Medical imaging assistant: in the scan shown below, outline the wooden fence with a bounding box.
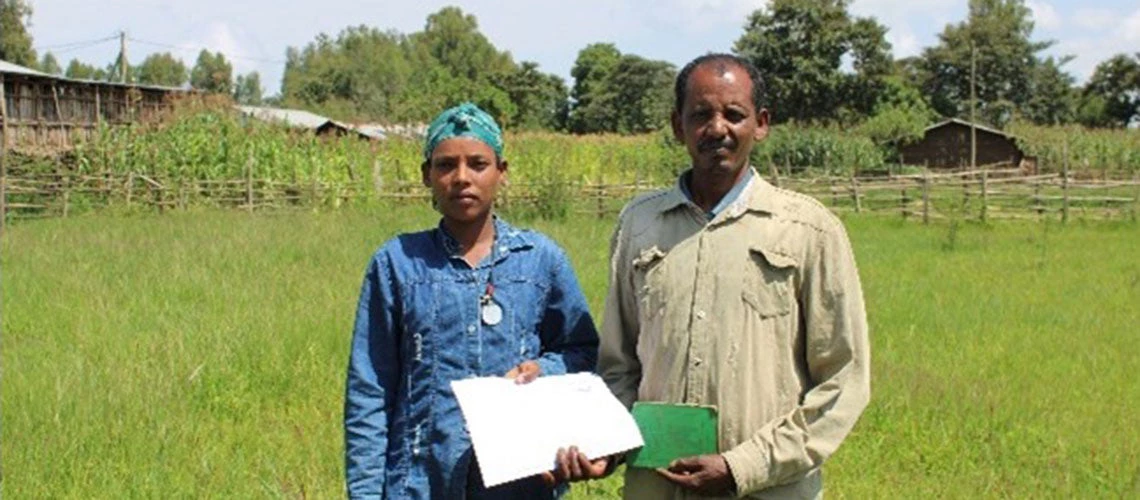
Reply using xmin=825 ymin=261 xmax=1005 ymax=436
xmin=1 ymin=167 xmax=1138 ymax=229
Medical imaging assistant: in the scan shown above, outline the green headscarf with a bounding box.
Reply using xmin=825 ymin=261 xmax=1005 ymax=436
xmin=423 ymin=102 xmax=504 ymax=161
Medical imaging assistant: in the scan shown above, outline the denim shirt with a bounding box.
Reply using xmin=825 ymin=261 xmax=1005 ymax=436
xmin=345 ymin=218 xmax=600 ymax=500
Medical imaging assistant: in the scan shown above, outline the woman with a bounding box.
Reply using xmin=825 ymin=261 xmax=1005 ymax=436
xmin=344 ymin=103 xmax=599 ymax=499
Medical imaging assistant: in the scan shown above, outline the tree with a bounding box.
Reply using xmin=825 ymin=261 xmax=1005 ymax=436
xmin=136 ymin=52 xmax=187 ymax=87
xmin=0 ymin=0 xmax=36 ymax=67
xmin=733 ymin=0 xmax=893 ymax=123
xmin=39 ymin=51 xmax=61 ymax=75
xmin=407 ymin=7 xmax=516 ymax=125
xmin=190 ymin=50 xmax=233 ymax=94
xmin=281 ymin=9 xmax=521 ymax=125
xmin=412 ymin=7 xmax=514 ymax=81
xmin=567 ymin=45 xmax=675 ymax=134
xmin=65 ymin=58 xmax=107 ymax=80
xmin=568 ymin=43 xmax=621 ymax=133
xmin=917 ymin=0 xmax=1055 ymax=127
xmin=495 ymin=61 xmax=569 ymax=131
xmin=857 ymin=76 xmax=937 ymax=160
xmin=283 ymin=26 xmax=418 ymax=120
xmin=233 ymin=71 xmax=263 ymax=105
xmin=1022 ymin=55 xmax=1076 ymax=125
xmin=1081 ymin=53 xmax=1140 ymax=128
xmin=606 ymin=55 xmax=675 ymax=134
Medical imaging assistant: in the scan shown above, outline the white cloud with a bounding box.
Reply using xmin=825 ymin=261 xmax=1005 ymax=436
xmin=1051 ymin=6 xmax=1140 ymax=83
xmin=1120 ymin=8 xmax=1140 ymax=42
xmin=887 ymin=26 xmax=922 ymax=58
xmin=1072 ymin=8 xmax=1115 ymax=30
xmin=1027 ymin=1 xmax=1062 ymax=30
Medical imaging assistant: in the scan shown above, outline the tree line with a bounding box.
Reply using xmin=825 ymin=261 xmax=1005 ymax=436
xmin=2 ymin=0 xmax=1138 ymax=132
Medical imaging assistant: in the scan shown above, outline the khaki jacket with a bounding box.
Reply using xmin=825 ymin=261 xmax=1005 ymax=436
xmin=600 ymin=170 xmax=871 ymax=499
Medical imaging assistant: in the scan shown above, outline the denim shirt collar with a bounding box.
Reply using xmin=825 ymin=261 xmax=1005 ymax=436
xmin=435 ymin=216 xmax=533 ymax=267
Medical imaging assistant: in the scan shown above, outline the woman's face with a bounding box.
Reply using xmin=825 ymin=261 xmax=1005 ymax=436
xmin=422 ymin=137 xmax=507 ymax=224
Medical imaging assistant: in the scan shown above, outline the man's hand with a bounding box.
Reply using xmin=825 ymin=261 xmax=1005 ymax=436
xmin=504 ymin=361 xmax=541 ymax=384
xmin=539 ymin=446 xmax=611 ymax=486
xmin=657 ymin=454 xmax=736 ymax=496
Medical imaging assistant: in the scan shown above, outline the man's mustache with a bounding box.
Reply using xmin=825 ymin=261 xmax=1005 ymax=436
xmin=698 ymin=138 xmax=735 ymax=153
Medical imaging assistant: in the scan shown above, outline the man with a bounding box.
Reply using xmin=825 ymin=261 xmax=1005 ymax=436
xmin=593 ymin=53 xmax=871 ymax=499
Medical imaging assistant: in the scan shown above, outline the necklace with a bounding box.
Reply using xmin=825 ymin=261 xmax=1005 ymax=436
xmin=479 ymin=229 xmax=503 ymax=326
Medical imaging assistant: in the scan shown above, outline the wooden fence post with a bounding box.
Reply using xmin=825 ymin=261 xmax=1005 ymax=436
xmin=829 ymin=177 xmax=838 ymax=207
xmin=959 ymin=164 xmax=970 ymax=210
xmin=0 ymin=72 xmax=7 ymax=238
xmin=922 ymin=170 xmax=930 ymax=224
xmin=1062 ymin=142 xmax=1070 ymax=224
xmin=1131 ymin=172 xmax=1139 ymax=222
xmin=770 ymin=164 xmax=781 ymax=189
xmin=126 ymin=172 xmax=135 ymax=209
xmin=595 ymin=184 xmax=605 ymax=219
xmin=1033 ymin=178 xmax=1043 ymax=219
xmin=154 ymin=177 xmax=165 ymax=215
xmin=980 ymin=168 xmax=988 ymax=222
xmin=372 ymin=158 xmax=383 ymax=198
xmin=900 ymin=185 xmax=909 ymax=220
xmin=61 ymin=170 xmax=71 ymax=218
xmin=850 ymin=173 xmax=861 ymax=213
xmin=245 ymin=154 xmax=254 ymax=214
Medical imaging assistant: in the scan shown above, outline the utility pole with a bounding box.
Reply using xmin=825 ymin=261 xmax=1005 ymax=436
xmin=970 ymin=44 xmax=977 ymax=172
xmin=119 ymin=31 xmax=128 ymax=83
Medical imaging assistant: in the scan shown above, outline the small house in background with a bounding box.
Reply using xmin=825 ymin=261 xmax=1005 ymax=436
xmin=235 ymin=105 xmax=388 ymax=141
xmin=899 ymin=118 xmax=1027 ymax=170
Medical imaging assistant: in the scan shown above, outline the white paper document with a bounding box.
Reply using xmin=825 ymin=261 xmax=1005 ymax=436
xmin=451 ymin=372 xmax=644 ymax=488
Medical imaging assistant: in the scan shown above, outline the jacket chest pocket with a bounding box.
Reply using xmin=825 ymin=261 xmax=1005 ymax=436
xmin=632 ymin=246 xmax=668 ymax=321
xmin=742 ymin=245 xmax=796 ymax=318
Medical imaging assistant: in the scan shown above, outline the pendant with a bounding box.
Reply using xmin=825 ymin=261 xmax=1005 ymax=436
xmin=481 ymin=300 xmax=503 ymax=326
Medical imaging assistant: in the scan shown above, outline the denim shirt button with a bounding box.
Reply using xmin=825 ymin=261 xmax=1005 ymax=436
xmin=467 ymin=324 xmax=476 ymax=334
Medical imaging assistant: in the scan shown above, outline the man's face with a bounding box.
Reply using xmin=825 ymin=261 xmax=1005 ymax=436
xmin=672 ymin=62 xmax=769 ymax=181
xmin=421 ymin=137 xmax=506 ymax=223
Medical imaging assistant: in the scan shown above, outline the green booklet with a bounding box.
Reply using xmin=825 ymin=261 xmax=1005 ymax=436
xmin=627 ymin=402 xmax=718 ymax=469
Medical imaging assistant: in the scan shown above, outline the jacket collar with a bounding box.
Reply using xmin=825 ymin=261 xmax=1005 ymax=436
xmin=657 ymin=166 xmax=783 ymax=220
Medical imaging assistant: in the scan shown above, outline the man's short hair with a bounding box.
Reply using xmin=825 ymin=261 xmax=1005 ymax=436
xmin=674 ymin=53 xmax=766 ymax=113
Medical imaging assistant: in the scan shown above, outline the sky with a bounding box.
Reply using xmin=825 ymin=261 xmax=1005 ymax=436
xmin=25 ymin=0 xmax=1140 ymax=96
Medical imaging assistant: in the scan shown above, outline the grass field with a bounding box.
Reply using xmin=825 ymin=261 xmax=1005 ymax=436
xmin=3 ymin=204 xmax=1139 ymax=498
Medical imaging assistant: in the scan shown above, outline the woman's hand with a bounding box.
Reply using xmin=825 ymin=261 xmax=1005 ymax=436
xmin=504 ymin=360 xmax=541 ymax=384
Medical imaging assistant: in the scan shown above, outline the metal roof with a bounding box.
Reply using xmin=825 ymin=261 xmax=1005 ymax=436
xmin=926 ymin=118 xmax=1013 ymax=139
xmin=236 ymin=105 xmax=333 ymax=130
xmin=0 ymin=59 xmax=49 ymax=77
xmin=237 ymin=105 xmax=389 ymax=140
xmin=1 ymin=58 xmax=187 ymax=92
xmin=346 ymin=123 xmax=388 ymax=140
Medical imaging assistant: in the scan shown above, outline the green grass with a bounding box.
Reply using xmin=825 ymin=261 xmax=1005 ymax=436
xmin=3 ymin=206 xmax=1139 ymax=498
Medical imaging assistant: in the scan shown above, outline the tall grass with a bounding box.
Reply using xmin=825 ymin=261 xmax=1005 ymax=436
xmin=1008 ymin=122 xmax=1140 ymax=177
xmin=3 ymin=207 xmax=1138 ymax=497
xmin=13 ymin=101 xmax=1133 ymax=194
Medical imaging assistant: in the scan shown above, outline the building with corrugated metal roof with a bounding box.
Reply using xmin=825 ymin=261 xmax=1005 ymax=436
xmin=1 ymin=58 xmax=186 ymax=151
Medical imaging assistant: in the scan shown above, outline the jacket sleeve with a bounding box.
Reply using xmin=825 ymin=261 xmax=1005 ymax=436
xmin=344 ymin=253 xmax=402 ymax=500
xmin=535 ymin=245 xmax=600 ymax=376
xmin=598 ymin=215 xmax=642 ymax=409
xmin=721 ymin=220 xmax=871 ymax=496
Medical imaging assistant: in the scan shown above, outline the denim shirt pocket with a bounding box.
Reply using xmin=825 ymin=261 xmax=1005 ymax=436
xmin=496 ymin=274 xmax=548 ymax=361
